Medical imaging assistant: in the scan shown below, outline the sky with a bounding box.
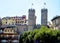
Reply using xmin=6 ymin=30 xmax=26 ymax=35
xmin=0 ymin=0 xmax=60 ymax=24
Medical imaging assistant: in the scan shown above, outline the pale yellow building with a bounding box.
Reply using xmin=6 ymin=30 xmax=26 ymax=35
xmin=0 ymin=25 xmax=19 ymax=43
xmin=1 ymin=16 xmax=27 ymax=34
xmin=2 ymin=18 xmax=7 ymax=25
xmin=2 ymin=15 xmax=26 ymax=25
xmin=2 ymin=17 xmax=15 ymax=25
xmin=3 ymin=28 xmax=15 ymax=33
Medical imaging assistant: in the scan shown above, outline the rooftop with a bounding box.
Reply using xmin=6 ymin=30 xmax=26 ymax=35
xmin=51 ymin=16 xmax=60 ymax=21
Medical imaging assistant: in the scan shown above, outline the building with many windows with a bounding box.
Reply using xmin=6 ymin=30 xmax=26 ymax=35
xmin=2 ymin=17 xmax=15 ymax=25
xmin=1 ymin=15 xmax=27 ymax=34
xmin=2 ymin=15 xmax=26 ymax=25
xmin=0 ymin=25 xmax=19 ymax=43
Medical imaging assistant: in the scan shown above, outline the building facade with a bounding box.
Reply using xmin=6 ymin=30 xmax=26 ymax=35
xmin=2 ymin=15 xmax=26 ymax=25
xmin=1 ymin=15 xmax=27 ymax=34
xmin=0 ymin=25 xmax=19 ymax=43
xmin=2 ymin=17 xmax=15 ymax=25
xmin=51 ymin=16 xmax=60 ymax=29
xmin=41 ymin=8 xmax=48 ymax=26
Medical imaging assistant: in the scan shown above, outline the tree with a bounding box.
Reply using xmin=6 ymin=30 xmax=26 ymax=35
xmin=19 ymin=26 xmax=60 ymax=43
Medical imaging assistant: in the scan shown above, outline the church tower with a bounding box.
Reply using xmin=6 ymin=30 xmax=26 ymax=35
xmin=41 ymin=3 xmax=48 ymax=26
xmin=0 ymin=18 xmax=2 ymax=29
xmin=28 ymin=4 xmax=36 ymax=30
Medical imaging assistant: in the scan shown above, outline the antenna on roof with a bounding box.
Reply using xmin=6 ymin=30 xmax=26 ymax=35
xmin=32 ymin=3 xmax=34 ymax=6
xmin=31 ymin=3 xmax=34 ymax=9
xmin=44 ymin=2 xmax=46 ymax=5
xmin=43 ymin=2 xmax=46 ymax=8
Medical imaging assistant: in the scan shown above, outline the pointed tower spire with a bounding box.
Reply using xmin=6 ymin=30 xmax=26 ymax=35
xmin=41 ymin=1 xmax=48 ymax=26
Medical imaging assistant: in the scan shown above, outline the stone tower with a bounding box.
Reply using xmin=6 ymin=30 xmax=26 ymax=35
xmin=0 ymin=18 xmax=2 ymax=29
xmin=28 ymin=8 xmax=36 ymax=30
xmin=41 ymin=8 xmax=48 ymax=26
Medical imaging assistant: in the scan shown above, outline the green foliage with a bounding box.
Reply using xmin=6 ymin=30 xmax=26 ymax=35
xmin=19 ymin=26 xmax=60 ymax=43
